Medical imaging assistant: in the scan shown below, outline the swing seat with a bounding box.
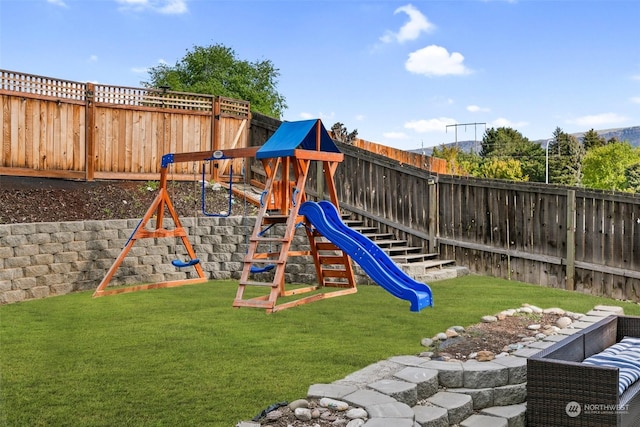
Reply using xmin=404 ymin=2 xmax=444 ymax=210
xmin=250 ymin=264 xmax=275 ymax=274
xmin=171 ymin=258 xmax=200 ymax=268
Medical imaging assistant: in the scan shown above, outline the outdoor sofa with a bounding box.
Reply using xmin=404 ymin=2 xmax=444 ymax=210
xmin=527 ymin=315 xmax=640 ymax=427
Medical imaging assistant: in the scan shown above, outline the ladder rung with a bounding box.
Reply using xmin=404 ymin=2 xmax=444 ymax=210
xmin=262 ymin=215 xmax=289 ymax=223
xmin=250 ymin=237 xmax=288 ymax=243
xmin=319 ymin=256 xmax=347 ymax=264
xmin=245 ymin=259 xmax=283 ymax=264
xmin=320 ymin=269 xmax=349 ymax=278
xmin=315 ymin=242 xmax=340 ymax=250
xmin=239 ymin=280 xmax=278 ymax=287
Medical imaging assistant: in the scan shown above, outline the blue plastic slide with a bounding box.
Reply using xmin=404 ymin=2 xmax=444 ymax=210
xmin=299 ymin=201 xmax=433 ymax=312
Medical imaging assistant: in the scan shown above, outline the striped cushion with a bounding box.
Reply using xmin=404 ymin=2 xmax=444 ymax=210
xmin=583 ymin=336 xmax=640 ymax=395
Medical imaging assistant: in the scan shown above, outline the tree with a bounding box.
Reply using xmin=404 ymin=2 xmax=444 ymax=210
xmin=582 ymin=128 xmax=606 ymax=151
xmin=624 ymin=163 xmax=640 ymax=193
xmin=431 ymin=144 xmax=475 ymax=175
xmin=480 ymin=127 xmax=545 ymax=182
xmin=143 ymin=43 xmax=287 ymax=118
xmin=476 ymin=158 xmax=528 ymax=181
xmin=330 ymin=122 xmax=358 ymax=144
xmin=548 ymin=127 xmax=585 ymax=186
xmin=582 ymin=142 xmax=640 ymax=191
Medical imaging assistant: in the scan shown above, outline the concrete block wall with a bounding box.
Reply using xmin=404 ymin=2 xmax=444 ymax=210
xmin=0 ymin=216 xmax=362 ymax=304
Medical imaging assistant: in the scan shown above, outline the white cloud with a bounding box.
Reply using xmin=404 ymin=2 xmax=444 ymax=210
xmin=116 ymin=0 xmax=188 ymax=14
xmin=355 ymin=114 xmax=366 ymax=121
xmin=405 ymin=45 xmax=472 ymax=77
xmin=567 ymin=113 xmax=628 ymax=128
xmin=88 ymin=55 xmax=98 ymax=63
xmin=383 ymin=131 xmax=409 ymax=139
xmin=131 ymin=58 xmax=167 ymax=75
xmin=404 ymin=117 xmax=457 ymax=133
xmin=631 ymin=96 xmax=640 ymax=104
xmin=491 ymin=117 xmax=528 ymax=128
xmin=47 ymin=0 xmax=68 ymax=7
xmin=631 ymin=74 xmax=640 ymax=81
xmin=467 ymin=104 xmax=490 ymax=113
xmin=380 ymin=4 xmax=435 ymax=44
xmin=299 ymin=112 xmax=314 ymax=120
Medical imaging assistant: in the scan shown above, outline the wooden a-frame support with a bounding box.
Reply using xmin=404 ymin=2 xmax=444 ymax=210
xmin=93 ymin=147 xmax=259 ymax=298
xmin=92 ymin=167 xmax=206 ymax=297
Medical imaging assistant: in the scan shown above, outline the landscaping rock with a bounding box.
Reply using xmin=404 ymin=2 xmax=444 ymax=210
xmin=294 ymin=407 xmax=312 ymax=421
xmin=319 ymin=397 xmax=349 ymax=411
xmin=476 ymin=350 xmax=495 ymax=361
xmin=421 ymin=338 xmax=434 ymax=347
xmin=556 ymin=316 xmax=572 ymax=328
xmin=289 ymin=399 xmax=309 ymax=410
xmin=346 ymin=407 xmax=368 ymax=419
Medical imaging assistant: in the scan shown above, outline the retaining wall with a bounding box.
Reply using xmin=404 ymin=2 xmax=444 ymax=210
xmin=0 ymin=216 xmax=371 ymax=304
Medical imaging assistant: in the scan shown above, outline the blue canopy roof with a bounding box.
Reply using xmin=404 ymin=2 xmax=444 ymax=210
xmin=256 ymin=119 xmax=340 ymax=159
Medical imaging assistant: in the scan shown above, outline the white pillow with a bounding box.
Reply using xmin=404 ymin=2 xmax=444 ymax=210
xmin=583 ymin=336 xmax=640 ymax=396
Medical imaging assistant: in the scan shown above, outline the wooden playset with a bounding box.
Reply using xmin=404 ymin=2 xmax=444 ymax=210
xmin=93 ymin=119 xmax=358 ymax=312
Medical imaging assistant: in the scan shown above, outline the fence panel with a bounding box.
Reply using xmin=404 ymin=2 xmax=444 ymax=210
xmin=333 ymin=144 xmax=433 ymax=249
xmin=1 ymin=94 xmax=86 ymax=175
xmin=574 ymin=191 xmax=640 ymax=300
xmin=0 ymin=70 xmax=249 ymax=181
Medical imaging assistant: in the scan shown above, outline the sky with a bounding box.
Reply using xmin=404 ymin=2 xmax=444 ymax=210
xmin=1 ymin=0 xmax=639 ymax=151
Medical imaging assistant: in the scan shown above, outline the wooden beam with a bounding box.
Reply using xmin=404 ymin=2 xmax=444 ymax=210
xmin=292 ymin=149 xmax=343 ymax=162
xmin=85 ymin=82 xmax=95 ymax=181
xmin=0 ymin=167 xmax=85 ymax=180
xmin=217 ymin=118 xmax=248 ymax=178
xmin=168 ymin=146 xmax=259 ymax=165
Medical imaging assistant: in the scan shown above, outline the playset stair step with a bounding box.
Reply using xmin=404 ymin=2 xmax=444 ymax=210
xmin=238 ymin=280 xmax=278 ymax=287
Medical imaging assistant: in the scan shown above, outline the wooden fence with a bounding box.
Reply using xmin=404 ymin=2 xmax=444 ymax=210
xmin=351 ymin=138 xmax=448 ymax=174
xmin=0 ymin=69 xmax=250 ymax=181
xmin=246 ymin=115 xmax=640 ymax=302
xmin=3 ymin=71 xmax=638 ymax=302
xmin=349 ymin=150 xmax=640 ymax=300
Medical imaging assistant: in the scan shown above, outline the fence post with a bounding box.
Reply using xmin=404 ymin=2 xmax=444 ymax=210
xmin=428 ymin=177 xmax=438 ymax=252
xmin=566 ymin=189 xmax=576 ymax=291
xmin=85 ymin=83 xmax=95 ymax=181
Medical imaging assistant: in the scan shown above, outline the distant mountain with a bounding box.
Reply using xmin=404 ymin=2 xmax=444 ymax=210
xmin=571 ymin=126 xmax=640 ymax=146
xmin=412 ymin=126 xmax=640 ymax=155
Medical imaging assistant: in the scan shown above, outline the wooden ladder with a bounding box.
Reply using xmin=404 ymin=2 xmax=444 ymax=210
xmin=232 ymin=157 xmax=357 ymax=312
xmin=233 ymin=156 xmax=306 ymax=311
xmin=306 ymin=226 xmax=354 ymax=289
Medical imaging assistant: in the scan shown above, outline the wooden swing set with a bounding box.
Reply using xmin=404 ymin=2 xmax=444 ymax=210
xmin=93 ymin=119 xmax=357 ymax=312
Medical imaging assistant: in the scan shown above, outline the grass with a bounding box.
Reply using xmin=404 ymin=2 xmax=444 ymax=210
xmin=1 ymin=276 xmax=639 ymax=426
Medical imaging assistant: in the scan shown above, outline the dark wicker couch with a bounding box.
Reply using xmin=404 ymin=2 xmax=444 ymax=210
xmin=527 ymin=315 xmax=640 ymax=427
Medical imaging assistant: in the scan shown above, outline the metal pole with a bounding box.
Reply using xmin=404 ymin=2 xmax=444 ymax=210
xmin=545 ymin=139 xmax=551 ymax=184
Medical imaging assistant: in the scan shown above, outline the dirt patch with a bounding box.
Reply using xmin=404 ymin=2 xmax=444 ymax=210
xmin=0 ymin=176 xmax=251 ymax=224
xmin=432 ymin=312 xmax=562 ymax=360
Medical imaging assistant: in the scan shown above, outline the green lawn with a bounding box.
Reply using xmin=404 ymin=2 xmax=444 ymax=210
xmin=1 ymin=276 xmax=639 ymax=426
